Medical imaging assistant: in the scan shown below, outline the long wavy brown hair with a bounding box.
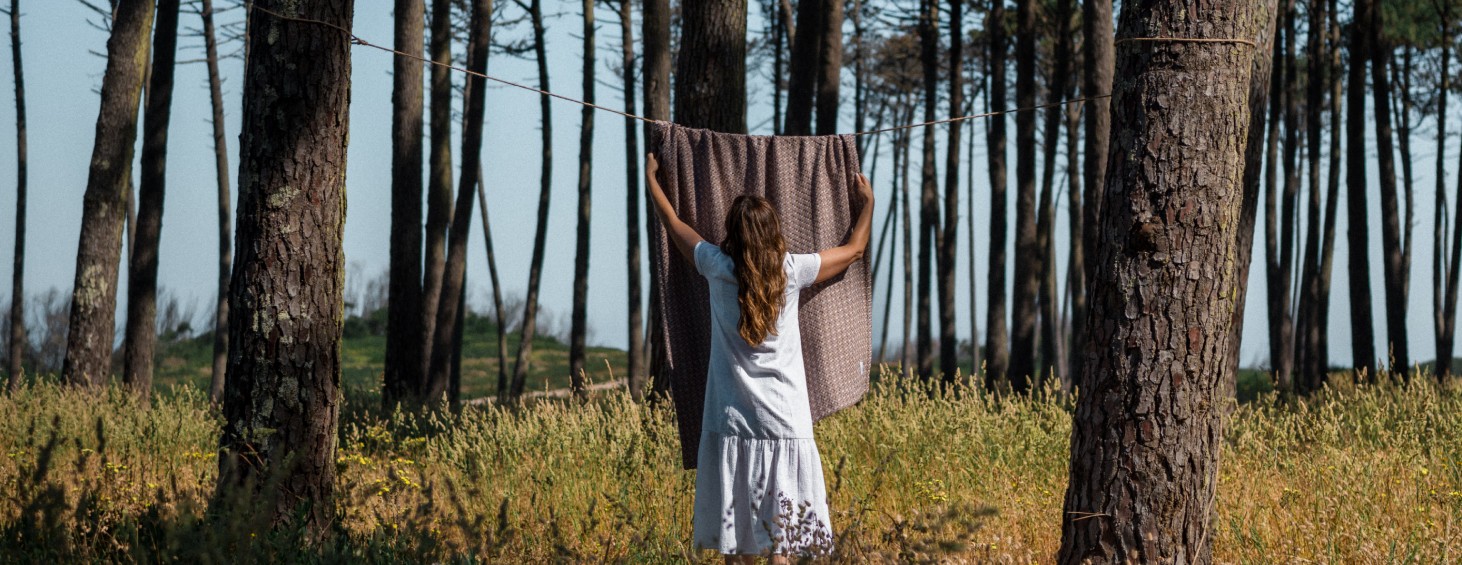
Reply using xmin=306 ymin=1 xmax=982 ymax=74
xmin=722 ymin=195 xmax=788 ymax=346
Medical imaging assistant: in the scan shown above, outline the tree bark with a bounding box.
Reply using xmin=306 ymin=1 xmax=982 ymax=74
xmin=621 ymin=0 xmax=645 ymax=399
xmin=938 ymin=0 xmax=961 ymax=382
xmin=428 ymin=0 xmax=491 ymax=403
xmin=1294 ymin=0 xmax=1325 ymax=388
xmin=62 ymin=0 xmax=153 ymax=388
xmin=568 ymin=0 xmax=594 ymax=395
xmin=7 ymin=0 xmax=27 ymax=391
xmin=784 ymin=0 xmax=820 ymax=136
xmin=1368 ymin=4 xmax=1408 ymax=372
xmin=200 ymin=0 xmax=231 ymax=403
xmin=122 ymin=0 xmax=180 ymax=399
xmin=1311 ymin=0 xmax=1341 ymax=390
xmin=214 ymin=0 xmax=353 ymax=535
xmin=673 ymin=0 xmax=746 ymax=134
xmin=1344 ymin=0 xmax=1377 ymax=375
xmin=384 ymin=0 xmax=426 ymax=408
xmin=900 ymin=103 xmax=915 ymax=377
xmin=814 ymin=0 xmax=842 ymax=135
xmin=1081 ymin=0 xmax=1112 ymax=290
xmin=508 ymin=0 xmax=554 ymax=397
xmin=642 ymin=0 xmax=671 ymax=400
xmin=420 ymin=0 xmax=454 ymax=383
xmin=1058 ymin=0 xmax=1262 ymax=558
xmin=1262 ymin=2 xmax=1294 ymax=390
xmin=1009 ymin=0 xmax=1038 ymax=392
xmin=984 ymin=0 xmax=1010 ymax=387
xmin=916 ymin=0 xmax=939 ymax=379
xmin=1037 ymin=0 xmax=1075 ymax=386
xmin=1436 ymin=3 xmax=1456 ymax=378
xmin=473 ymin=167 xmax=508 ymax=400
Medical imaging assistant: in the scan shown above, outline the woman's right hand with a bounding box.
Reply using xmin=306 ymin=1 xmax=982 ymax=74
xmin=853 ymin=173 xmax=873 ymax=209
xmin=646 ymin=152 xmax=660 ymax=180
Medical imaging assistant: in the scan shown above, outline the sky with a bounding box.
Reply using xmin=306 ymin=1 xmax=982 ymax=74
xmin=0 ymin=2 xmax=1458 ymax=371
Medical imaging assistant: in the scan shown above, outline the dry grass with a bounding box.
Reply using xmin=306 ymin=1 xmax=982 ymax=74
xmin=1 ymin=368 xmax=1459 ymax=563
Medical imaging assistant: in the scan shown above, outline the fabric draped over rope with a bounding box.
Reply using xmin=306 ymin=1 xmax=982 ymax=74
xmin=649 ymin=122 xmax=873 ymax=470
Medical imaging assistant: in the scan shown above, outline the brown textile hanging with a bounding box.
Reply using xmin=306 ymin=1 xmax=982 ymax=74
xmin=649 ymin=122 xmax=872 ymax=470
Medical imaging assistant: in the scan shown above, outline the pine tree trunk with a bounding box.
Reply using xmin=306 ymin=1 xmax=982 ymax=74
xmin=1081 ymin=0 xmax=1112 ymax=291
xmin=1436 ymin=5 xmax=1455 ymax=379
xmin=1009 ymin=0 xmax=1038 ymax=391
xmin=1311 ymin=0 xmax=1341 ymax=389
xmin=1064 ymin=94 xmax=1083 ymax=388
xmin=642 ymin=0 xmax=671 ymax=400
xmin=509 ymin=0 xmax=553 ymax=397
xmin=1263 ymin=3 xmax=1295 ymax=390
xmin=7 ymin=0 xmax=28 ymax=391
xmin=473 ymin=167 xmax=508 ymax=400
xmin=200 ymin=0 xmax=231 ymax=403
xmin=968 ymin=72 xmax=982 ymax=375
xmin=900 ymin=104 xmax=915 ymax=377
xmin=1037 ymin=0 xmax=1074 ymax=386
xmin=814 ymin=0 xmax=841 ymax=135
xmin=784 ymin=0 xmax=819 ymax=136
xmin=568 ymin=0 xmax=594 ymax=395
xmin=214 ymin=0 xmax=353 ymax=535
xmin=984 ymin=0 xmax=1010 ymax=387
xmin=1058 ymin=0 xmax=1263 ymax=558
xmin=420 ymin=0 xmax=454 ymax=383
xmin=1368 ymin=11 xmax=1408 ymax=372
xmin=384 ymin=0 xmax=426 ymax=407
xmin=1294 ymin=0 xmax=1325 ymax=388
xmin=772 ymin=0 xmax=785 ymax=135
xmin=427 ymin=0 xmax=491 ymax=403
xmin=1344 ymin=0 xmax=1377 ymax=375
xmin=122 ymin=0 xmax=180 ymax=399
xmin=674 ymin=0 xmax=746 ymax=134
xmin=916 ymin=0 xmax=940 ymax=379
xmin=62 ymin=0 xmax=153 ymax=388
xmin=621 ymin=0 xmax=645 ymax=400
xmin=938 ymin=0 xmax=961 ymax=382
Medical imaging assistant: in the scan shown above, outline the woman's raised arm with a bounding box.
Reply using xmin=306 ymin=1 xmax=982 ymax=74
xmin=814 ymin=173 xmax=874 ymax=284
xmin=645 ymin=153 xmax=704 ymax=262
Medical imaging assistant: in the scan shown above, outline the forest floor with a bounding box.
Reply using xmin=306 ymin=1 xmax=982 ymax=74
xmin=2 ymin=362 xmax=1459 ymax=563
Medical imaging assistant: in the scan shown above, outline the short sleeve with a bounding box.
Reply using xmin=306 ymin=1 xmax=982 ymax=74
xmin=787 ymin=252 xmax=823 ymax=289
xmin=694 ymin=241 xmax=723 ymax=277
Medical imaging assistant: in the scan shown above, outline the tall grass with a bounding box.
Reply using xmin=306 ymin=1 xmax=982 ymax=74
xmin=1 ymin=369 xmax=1458 ymax=562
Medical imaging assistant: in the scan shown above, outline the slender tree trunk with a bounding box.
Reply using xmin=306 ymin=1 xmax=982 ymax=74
xmin=200 ymin=0 xmax=231 ymax=403
xmin=916 ymin=0 xmax=940 ymax=379
xmin=62 ymin=0 xmax=153 ymax=387
xmin=122 ymin=0 xmax=180 ymax=399
xmin=937 ymin=0 xmax=961 ymax=382
xmin=1058 ymin=0 xmax=1262 ymax=557
xmin=1064 ymin=91 xmax=1084 ymax=388
xmin=509 ymin=0 xmax=556 ymax=397
xmin=900 ymin=103 xmax=915 ymax=377
xmin=1396 ymin=49 xmax=1415 ymax=314
xmin=851 ymin=0 xmax=865 ymax=151
xmin=384 ymin=0 xmax=426 ymax=408
xmin=1295 ymin=0 xmax=1325 ymax=389
xmin=969 ymin=70 xmax=982 ymax=377
xmin=674 ymin=0 xmax=747 ymax=133
xmin=468 ymin=166 xmax=508 ymax=400
xmin=1263 ymin=3 xmax=1295 ymax=389
xmin=449 ymin=279 xmax=464 ymax=406
xmin=784 ymin=0 xmax=819 ymax=136
xmin=1312 ymin=0 xmax=1341 ymax=389
xmin=815 ymin=0 xmax=842 ymax=135
xmin=1367 ymin=1 xmax=1407 ymax=372
xmin=642 ymin=0 xmax=671 ymax=400
xmin=985 ymin=0 xmax=1010 ymax=387
xmin=1436 ymin=5 xmax=1455 ymax=378
xmin=1009 ymin=0 xmax=1038 ymax=392
xmin=772 ymin=0 xmax=784 ymax=135
xmin=1081 ymin=0 xmax=1112 ymax=293
xmin=427 ymin=0 xmax=491 ymax=403
xmin=568 ymin=0 xmax=594 ymax=395
xmin=7 ymin=0 xmax=27 ymax=391
xmin=1037 ymin=0 xmax=1074 ymax=386
xmin=214 ymin=0 xmax=353 ymax=535
xmin=420 ymin=0 xmax=454 ymax=382
xmin=1343 ymin=0 xmax=1377 ymax=375
xmin=621 ymin=0 xmax=644 ymax=399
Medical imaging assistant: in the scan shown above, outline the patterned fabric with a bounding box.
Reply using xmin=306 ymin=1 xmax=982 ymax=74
xmin=649 ymin=122 xmax=872 ymax=470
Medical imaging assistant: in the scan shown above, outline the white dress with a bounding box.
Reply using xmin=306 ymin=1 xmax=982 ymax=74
xmin=690 ymin=241 xmax=834 ymax=556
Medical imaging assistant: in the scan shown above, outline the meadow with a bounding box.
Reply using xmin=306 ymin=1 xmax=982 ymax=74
xmin=2 ymin=356 xmax=1460 ymax=563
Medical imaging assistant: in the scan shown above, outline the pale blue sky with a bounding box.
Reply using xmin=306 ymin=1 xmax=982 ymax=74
xmin=0 ymin=1 xmax=1456 ymax=371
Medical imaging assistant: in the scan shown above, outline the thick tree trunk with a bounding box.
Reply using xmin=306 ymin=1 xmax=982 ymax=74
xmin=62 ymin=0 xmax=153 ymax=388
xmin=214 ymin=0 xmax=353 ymax=535
xmin=1294 ymin=0 xmax=1325 ymax=388
xmin=984 ymin=0 xmax=1010 ymax=387
xmin=642 ymin=0 xmax=671 ymax=400
xmin=814 ymin=0 xmax=842 ymax=135
xmin=674 ymin=0 xmax=746 ymax=133
xmin=937 ymin=0 xmax=961 ymax=382
xmin=384 ymin=0 xmax=426 ymax=408
xmin=200 ymin=0 xmax=231 ymax=403
xmin=428 ymin=0 xmax=491 ymax=403
xmin=122 ymin=0 xmax=180 ymax=399
xmin=1009 ymin=0 xmax=1038 ymax=392
xmin=7 ymin=0 xmax=27 ymax=391
xmin=1368 ymin=6 xmax=1408 ymax=373
xmin=1344 ymin=0 xmax=1377 ymax=375
xmin=509 ymin=0 xmax=554 ymax=397
xmin=568 ymin=0 xmax=594 ymax=395
xmin=1058 ymin=0 xmax=1262 ymax=558
xmin=621 ymin=0 xmax=644 ymax=399
xmin=783 ymin=0 xmax=819 ymax=136
xmin=916 ymin=0 xmax=939 ymax=379
xmin=420 ymin=0 xmax=454 ymax=382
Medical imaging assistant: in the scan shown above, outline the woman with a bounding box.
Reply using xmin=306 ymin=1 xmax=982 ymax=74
xmin=646 ymin=153 xmax=874 ymax=563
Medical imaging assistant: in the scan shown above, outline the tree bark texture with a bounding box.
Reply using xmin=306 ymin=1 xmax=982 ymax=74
xmin=215 ymin=0 xmax=353 ymax=535
xmin=1436 ymin=4 xmax=1457 ymax=378
xmin=384 ymin=0 xmax=426 ymax=407
xmin=642 ymin=0 xmax=671 ymax=400
xmin=916 ymin=0 xmax=939 ymax=379
xmin=1344 ymin=0 xmax=1376 ymax=374
xmin=568 ymin=0 xmax=594 ymax=394
xmin=429 ymin=0 xmax=491 ymax=403
xmin=1037 ymin=0 xmax=1074 ymax=387
xmin=62 ymin=0 xmax=154 ymax=388
xmin=1081 ymin=0 xmax=1112 ymax=290
xmin=984 ymin=0 xmax=1010 ymax=387
xmin=7 ymin=0 xmax=27 ymax=390
xmin=938 ymin=0 xmax=961 ymax=382
xmin=420 ymin=0 xmax=454 ymax=383
xmin=814 ymin=0 xmax=842 ymax=135
xmin=673 ymin=0 xmax=746 ymax=134
xmin=1057 ymin=0 xmax=1262 ymax=559
xmin=122 ymin=0 xmax=180 ymax=398
xmin=1009 ymin=0 xmax=1039 ymax=392
xmin=783 ymin=0 xmax=820 ymax=136
xmin=1367 ymin=3 xmax=1408 ymax=372
xmin=621 ymin=0 xmax=645 ymax=399
xmin=201 ymin=0 xmax=232 ymax=403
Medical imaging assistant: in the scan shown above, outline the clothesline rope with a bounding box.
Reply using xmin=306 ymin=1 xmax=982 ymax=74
xmin=245 ymin=3 xmax=1252 ymax=138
